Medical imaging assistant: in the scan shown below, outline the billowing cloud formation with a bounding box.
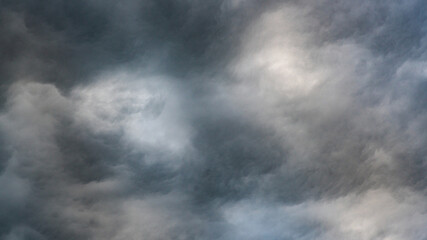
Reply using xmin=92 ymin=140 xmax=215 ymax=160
xmin=0 ymin=0 xmax=426 ymax=239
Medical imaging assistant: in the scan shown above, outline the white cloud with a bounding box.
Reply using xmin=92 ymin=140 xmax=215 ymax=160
xmin=0 ymin=75 xmax=194 ymax=239
xmin=72 ymin=71 xmax=193 ymax=166
xmin=230 ymin=5 xmax=320 ymax=99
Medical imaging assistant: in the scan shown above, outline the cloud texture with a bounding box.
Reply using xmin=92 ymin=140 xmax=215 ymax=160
xmin=0 ymin=0 xmax=426 ymax=239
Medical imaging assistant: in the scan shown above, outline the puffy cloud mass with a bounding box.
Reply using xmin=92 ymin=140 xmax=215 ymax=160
xmin=0 ymin=0 xmax=426 ymax=239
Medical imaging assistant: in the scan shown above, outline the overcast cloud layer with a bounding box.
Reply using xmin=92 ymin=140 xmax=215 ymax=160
xmin=0 ymin=1 xmax=426 ymax=239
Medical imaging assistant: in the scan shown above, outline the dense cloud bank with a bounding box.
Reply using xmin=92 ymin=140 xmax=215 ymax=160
xmin=0 ymin=1 xmax=426 ymax=239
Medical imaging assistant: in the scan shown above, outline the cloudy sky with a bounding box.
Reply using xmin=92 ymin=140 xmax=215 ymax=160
xmin=0 ymin=0 xmax=426 ymax=239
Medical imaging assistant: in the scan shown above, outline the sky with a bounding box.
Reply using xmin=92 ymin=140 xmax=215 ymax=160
xmin=0 ymin=0 xmax=426 ymax=239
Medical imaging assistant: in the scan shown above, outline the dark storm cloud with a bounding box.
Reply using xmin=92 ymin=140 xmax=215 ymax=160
xmin=0 ymin=0 xmax=426 ymax=239
xmin=0 ymin=0 xmax=263 ymax=92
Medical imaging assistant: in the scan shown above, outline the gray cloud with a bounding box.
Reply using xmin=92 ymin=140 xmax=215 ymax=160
xmin=0 ymin=0 xmax=426 ymax=239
